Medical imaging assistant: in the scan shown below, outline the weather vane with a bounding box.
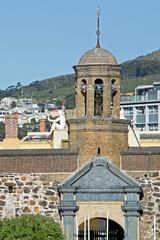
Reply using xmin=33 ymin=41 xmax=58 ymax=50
xmin=96 ymin=5 xmax=101 ymax=48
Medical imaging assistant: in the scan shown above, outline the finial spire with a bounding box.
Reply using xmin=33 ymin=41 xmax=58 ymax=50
xmin=96 ymin=6 xmax=101 ymax=48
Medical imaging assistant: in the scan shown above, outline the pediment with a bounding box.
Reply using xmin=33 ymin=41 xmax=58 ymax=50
xmin=59 ymin=156 xmax=140 ymax=189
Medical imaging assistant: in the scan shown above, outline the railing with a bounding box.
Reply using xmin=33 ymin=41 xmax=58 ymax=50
xmin=121 ymin=94 xmax=160 ymax=103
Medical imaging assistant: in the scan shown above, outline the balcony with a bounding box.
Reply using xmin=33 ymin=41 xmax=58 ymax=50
xmin=121 ymin=94 xmax=159 ymax=103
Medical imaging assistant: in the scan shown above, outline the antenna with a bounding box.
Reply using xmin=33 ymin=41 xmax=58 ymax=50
xmin=96 ymin=5 xmax=101 ymax=48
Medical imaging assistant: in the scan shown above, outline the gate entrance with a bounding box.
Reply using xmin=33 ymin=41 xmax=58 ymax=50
xmin=58 ymin=156 xmax=142 ymax=240
xmin=78 ymin=217 xmax=124 ymax=240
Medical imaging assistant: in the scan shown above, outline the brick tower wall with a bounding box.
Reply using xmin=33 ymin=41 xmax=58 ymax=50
xmin=5 ymin=113 xmax=19 ymax=139
xmin=69 ymin=118 xmax=129 ymax=167
xmin=39 ymin=118 xmax=46 ymax=132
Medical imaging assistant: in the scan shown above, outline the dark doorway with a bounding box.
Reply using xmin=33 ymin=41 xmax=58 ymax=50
xmin=78 ymin=217 xmax=124 ymax=240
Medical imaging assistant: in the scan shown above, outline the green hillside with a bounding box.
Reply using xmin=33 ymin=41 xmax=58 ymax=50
xmin=136 ymin=50 xmax=160 ymax=61
xmin=0 ymin=49 xmax=160 ymax=108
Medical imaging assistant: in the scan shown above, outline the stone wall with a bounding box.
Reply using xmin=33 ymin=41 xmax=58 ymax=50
xmin=133 ymin=171 xmax=160 ymax=240
xmin=0 ymin=173 xmax=68 ymax=221
xmin=0 ymin=171 xmax=160 ymax=239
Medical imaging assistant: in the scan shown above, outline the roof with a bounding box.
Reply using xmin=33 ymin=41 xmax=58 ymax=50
xmin=78 ymin=47 xmax=117 ymax=65
xmin=59 ymin=156 xmax=140 ymax=189
xmin=135 ymin=85 xmax=153 ymax=90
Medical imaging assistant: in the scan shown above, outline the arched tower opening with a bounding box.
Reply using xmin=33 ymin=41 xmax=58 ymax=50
xmin=111 ymin=79 xmax=118 ymax=107
xmin=81 ymin=79 xmax=87 ymax=116
xmin=94 ymin=79 xmax=103 ymax=116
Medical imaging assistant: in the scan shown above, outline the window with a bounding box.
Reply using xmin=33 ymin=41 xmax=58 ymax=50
xmin=148 ymin=124 xmax=158 ymax=131
xmin=81 ymin=79 xmax=87 ymax=116
xmin=148 ymin=105 xmax=158 ymax=114
xmin=111 ymin=79 xmax=118 ymax=106
xmin=136 ymin=106 xmax=145 ymax=114
xmin=136 ymin=124 xmax=145 ymax=131
xmin=81 ymin=79 xmax=87 ymax=95
xmin=123 ymin=107 xmax=133 ymax=116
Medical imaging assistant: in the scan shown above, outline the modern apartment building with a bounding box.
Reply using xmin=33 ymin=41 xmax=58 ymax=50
xmin=121 ymin=82 xmax=160 ymax=131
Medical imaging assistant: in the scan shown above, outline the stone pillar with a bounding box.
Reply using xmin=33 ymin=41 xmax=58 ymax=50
xmin=58 ymin=190 xmax=79 ymax=240
xmin=76 ymin=79 xmax=86 ymax=117
xmin=103 ymin=80 xmax=111 ymax=118
xmin=86 ymin=83 xmax=94 ymax=118
xmin=122 ymin=193 xmax=141 ymax=240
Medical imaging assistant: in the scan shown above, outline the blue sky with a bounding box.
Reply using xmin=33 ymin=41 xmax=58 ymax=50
xmin=0 ymin=0 xmax=160 ymax=90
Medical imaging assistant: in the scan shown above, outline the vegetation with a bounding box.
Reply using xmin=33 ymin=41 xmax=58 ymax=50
xmin=0 ymin=122 xmax=5 ymax=141
xmin=121 ymin=49 xmax=160 ymax=92
xmin=121 ymin=73 xmax=160 ymax=93
xmin=18 ymin=119 xmax=51 ymax=140
xmin=0 ymin=215 xmax=64 ymax=240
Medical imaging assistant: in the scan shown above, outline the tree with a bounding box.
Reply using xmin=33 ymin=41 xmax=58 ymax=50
xmin=0 ymin=215 xmax=64 ymax=240
xmin=0 ymin=122 xmax=5 ymax=141
xmin=11 ymin=101 xmax=17 ymax=109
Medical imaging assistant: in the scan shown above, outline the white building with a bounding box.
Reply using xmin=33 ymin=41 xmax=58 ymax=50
xmin=0 ymin=97 xmax=17 ymax=108
xmin=121 ymin=82 xmax=160 ymax=131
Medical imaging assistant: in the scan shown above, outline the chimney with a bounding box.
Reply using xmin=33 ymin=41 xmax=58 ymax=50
xmin=5 ymin=113 xmax=19 ymax=139
xmin=39 ymin=118 xmax=46 ymax=132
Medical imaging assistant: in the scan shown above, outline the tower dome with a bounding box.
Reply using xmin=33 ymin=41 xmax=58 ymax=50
xmin=78 ymin=47 xmax=117 ymax=65
xmin=78 ymin=7 xmax=117 ymax=66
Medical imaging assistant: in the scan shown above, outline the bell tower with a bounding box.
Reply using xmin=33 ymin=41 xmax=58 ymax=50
xmin=68 ymin=8 xmax=129 ymax=166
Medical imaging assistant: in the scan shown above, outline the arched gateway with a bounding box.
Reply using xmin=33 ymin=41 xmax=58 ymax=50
xmin=78 ymin=218 xmax=124 ymax=239
xmin=58 ymin=156 xmax=143 ymax=240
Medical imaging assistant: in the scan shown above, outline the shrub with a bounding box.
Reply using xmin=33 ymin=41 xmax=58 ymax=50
xmin=0 ymin=215 xmax=64 ymax=240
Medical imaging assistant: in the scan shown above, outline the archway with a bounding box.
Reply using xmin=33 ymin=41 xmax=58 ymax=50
xmin=58 ymin=156 xmax=142 ymax=240
xmin=78 ymin=217 xmax=124 ymax=240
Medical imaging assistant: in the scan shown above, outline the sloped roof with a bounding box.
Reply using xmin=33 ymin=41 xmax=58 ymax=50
xmin=59 ymin=156 xmax=140 ymax=190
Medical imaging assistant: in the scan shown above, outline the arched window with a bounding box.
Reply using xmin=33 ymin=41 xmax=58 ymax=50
xmin=81 ymin=79 xmax=87 ymax=115
xmin=81 ymin=79 xmax=87 ymax=95
xmin=94 ymin=79 xmax=103 ymax=116
xmin=111 ymin=79 xmax=118 ymax=106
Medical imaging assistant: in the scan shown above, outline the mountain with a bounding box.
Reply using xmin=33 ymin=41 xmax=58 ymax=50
xmin=121 ymin=59 xmax=160 ymax=79
xmin=0 ymin=50 xmax=160 ymax=108
xmin=135 ymin=50 xmax=160 ymax=61
xmin=0 ymin=74 xmax=75 ymax=109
